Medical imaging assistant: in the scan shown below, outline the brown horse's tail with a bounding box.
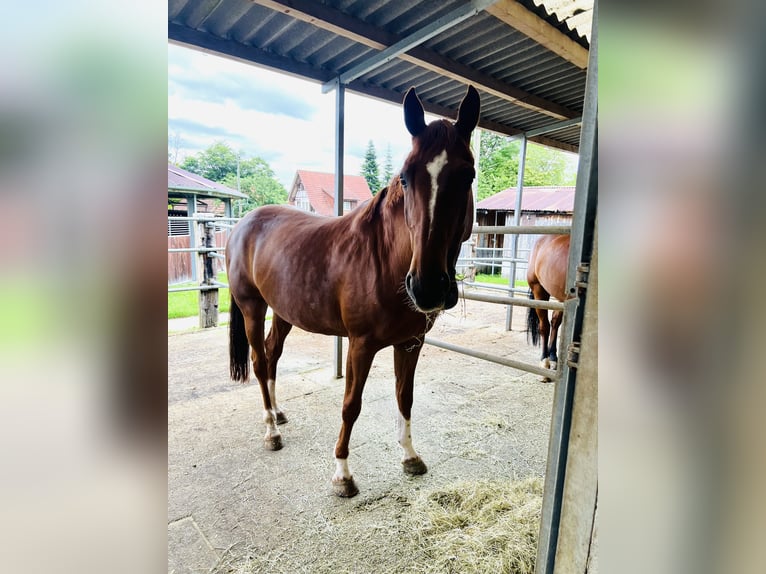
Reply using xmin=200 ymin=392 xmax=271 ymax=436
xmin=527 ymin=290 xmax=540 ymax=346
xmin=229 ymin=295 xmax=250 ymax=382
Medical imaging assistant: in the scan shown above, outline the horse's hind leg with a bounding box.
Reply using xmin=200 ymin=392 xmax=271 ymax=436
xmin=393 ymin=340 xmax=427 ymax=476
xmin=548 ymin=310 xmax=563 ymax=370
xmin=240 ymin=297 xmax=283 ymax=451
xmin=530 ymin=283 xmax=552 ymax=370
xmin=265 ymin=314 xmax=293 ymax=425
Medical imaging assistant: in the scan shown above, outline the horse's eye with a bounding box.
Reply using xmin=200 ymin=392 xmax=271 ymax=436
xmin=399 ymin=173 xmax=407 ymax=188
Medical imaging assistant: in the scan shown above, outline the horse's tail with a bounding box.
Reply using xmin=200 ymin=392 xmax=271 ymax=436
xmin=229 ymin=295 xmax=250 ymax=382
xmin=527 ymin=289 xmax=540 ymax=346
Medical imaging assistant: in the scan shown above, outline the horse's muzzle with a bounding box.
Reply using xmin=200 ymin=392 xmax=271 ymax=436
xmin=405 ymin=271 xmax=453 ymax=313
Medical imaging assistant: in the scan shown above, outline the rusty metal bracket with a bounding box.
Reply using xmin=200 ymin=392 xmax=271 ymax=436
xmin=575 ymin=263 xmax=590 ymax=291
xmin=566 ymin=341 xmax=581 ymax=369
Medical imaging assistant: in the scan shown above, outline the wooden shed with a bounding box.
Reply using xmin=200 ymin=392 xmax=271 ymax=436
xmin=167 ymin=163 xmax=247 ymax=284
xmin=475 ymin=186 xmax=575 ymax=279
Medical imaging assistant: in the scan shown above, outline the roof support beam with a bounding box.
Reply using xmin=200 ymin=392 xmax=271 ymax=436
xmin=251 ymin=0 xmax=578 ymax=120
xmin=321 ymin=0 xmax=496 ymax=93
xmin=486 ymin=0 xmax=589 ymax=69
xmin=171 ymin=21 xmax=578 ymax=151
xmin=525 ymin=116 xmax=582 ymax=137
xmin=169 ymin=23 xmax=332 ymax=83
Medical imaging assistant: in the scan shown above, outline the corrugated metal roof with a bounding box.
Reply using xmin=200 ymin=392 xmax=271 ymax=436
xmin=168 ymin=163 xmax=248 ymax=199
xmin=476 ymin=185 xmax=575 ymax=212
xmin=522 ymin=0 xmax=592 ymax=43
xmin=168 ymin=0 xmax=593 ymax=153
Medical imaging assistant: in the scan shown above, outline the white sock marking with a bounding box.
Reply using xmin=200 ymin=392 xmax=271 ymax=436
xmin=398 ymin=414 xmax=418 ymax=461
xmin=425 ymin=149 xmax=448 ymax=238
xmin=333 ymin=458 xmax=352 ymax=482
xmin=262 ymin=409 xmax=279 ymax=439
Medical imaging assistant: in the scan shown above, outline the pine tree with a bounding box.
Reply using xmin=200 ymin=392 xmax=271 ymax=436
xmin=382 ymin=143 xmax=394 ymax=185
xmin=361 ymin=140 xmax=380 ymax=195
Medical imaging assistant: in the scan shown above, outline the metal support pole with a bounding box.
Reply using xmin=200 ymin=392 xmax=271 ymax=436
xmin=333 ymin=81 xmax=345 ymax=379
xmin=506 ymin=134 xmax=527 ymax=330
xmin=187 ymin=194 xmax=198 ymax=282
xmin=536 ymin=1 xmax=598 ymax=571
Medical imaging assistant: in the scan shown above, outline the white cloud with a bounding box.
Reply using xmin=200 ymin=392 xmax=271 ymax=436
xmin=168 ymin=44 xmax=420 ymax=188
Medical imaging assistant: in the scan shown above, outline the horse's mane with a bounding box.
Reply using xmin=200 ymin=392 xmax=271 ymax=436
xmin=358 ymin=175 xmax=404 ymax=224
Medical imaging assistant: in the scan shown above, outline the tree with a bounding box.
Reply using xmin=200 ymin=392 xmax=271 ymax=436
xmin=476 ymin=131 xmax=577 ymax=201
xmin=382 ymin=143 xmax=394 ymax=186
xmin=222 ymin=160 xmax=287 ymax=213
xmin=168 ymin=130 xmax=182 ymax=165
xmin=181 ymin=141 xmax=287 ymax=214
xmin=181 ymin=141 xmax=239 ymax=182
xmin=361 ymin=140 xmax=380 ymax=195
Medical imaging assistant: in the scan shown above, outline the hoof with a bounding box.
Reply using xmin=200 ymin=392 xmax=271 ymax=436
xmin=275 ymin=410 xmax=288 ymax=425
xmin=549 ymin=360 xmax=558 ymax=371
xmin=332 ymin=477 xmax=359 ymax=498
xmin=540 ymin=358 xmax=551 ymax=370
xmin=402 ymin=457 xmax=428 ymax=476
xmin=264 ymin=434 xmax=283 ymax=451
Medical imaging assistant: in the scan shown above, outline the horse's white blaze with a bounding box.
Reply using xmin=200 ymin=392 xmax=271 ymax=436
xmin=397 ymin=414 xmax=418 ymax=461
xmin=333 ymin=458 xmax=352 ymax=481
xmin=426 ymin=149 xmax=448 ymax=237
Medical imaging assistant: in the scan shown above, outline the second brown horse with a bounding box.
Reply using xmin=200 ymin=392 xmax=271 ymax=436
xmin=527 ymin=234 xmax=570 ymax=375
xmin=226 ymin=86 xmax=480 ymax=497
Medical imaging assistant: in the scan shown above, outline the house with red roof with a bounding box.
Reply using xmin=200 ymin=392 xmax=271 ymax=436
xmin=288 ymin=170 xmax=372 ymax=216
xmin=474 ymin=186 xmax=574 ymax=277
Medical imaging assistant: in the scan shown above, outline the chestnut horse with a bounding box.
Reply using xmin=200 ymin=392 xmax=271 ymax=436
xmin=526 ymin=234 xmax=570 ymax=374
xmin=226 ymin=86 xmax=480 ymax=497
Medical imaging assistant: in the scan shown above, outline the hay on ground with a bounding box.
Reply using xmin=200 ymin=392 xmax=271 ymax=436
xmin=406 ymin=477 xmax=543 ymax=574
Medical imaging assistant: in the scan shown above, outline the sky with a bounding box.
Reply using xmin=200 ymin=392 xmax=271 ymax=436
xmin=168 ymin=43 xmax=442 ymax=190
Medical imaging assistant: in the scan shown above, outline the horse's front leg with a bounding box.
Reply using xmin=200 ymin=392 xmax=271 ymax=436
xmin=538 ymin=308 xmax=552 ymax=370
xmin=393 ymin=340 xmax=428 ymax=476
xmin=332 ymin=337 xmax=377 ymax=498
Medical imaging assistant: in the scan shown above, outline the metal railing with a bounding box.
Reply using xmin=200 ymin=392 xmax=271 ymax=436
xmin=167 ymin=215 xmax=573 ymax=383
xmin=168 ymin=216 xmax=234 ymax=327
xmin=423 ymin=223 xmax=573 ymax=382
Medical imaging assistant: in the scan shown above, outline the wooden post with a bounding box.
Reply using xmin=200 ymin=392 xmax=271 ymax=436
xmin=466 ymin=237 xmax=477 ymax=282
xmin=198 ymin=220 xmax=219 ymax=328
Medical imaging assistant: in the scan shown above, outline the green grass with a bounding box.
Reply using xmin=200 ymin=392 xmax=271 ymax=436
xmin=473 ymin=273 xmax=528 ymax=289
xmin=168 ymin=272 xmax=527 ymax=320
xmin=168 ymin=272 xmax=230 ymax=319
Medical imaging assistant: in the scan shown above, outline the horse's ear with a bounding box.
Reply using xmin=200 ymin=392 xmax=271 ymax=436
xmin=403 ymin=88 xmax=426 ymax=137
xmin=455 ymin=85 xmax=480 ymax=141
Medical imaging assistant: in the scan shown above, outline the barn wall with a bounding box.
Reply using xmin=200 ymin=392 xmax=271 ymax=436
xmin=475 ymin=211 xmax=506 ymax=274
xmin=168 ymin=235 xmax=192 ymax=284
xmin=168 ymin=230 xmax=228 ymax=285
xmin=502 ymin=212 xmax=573 ymax=282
